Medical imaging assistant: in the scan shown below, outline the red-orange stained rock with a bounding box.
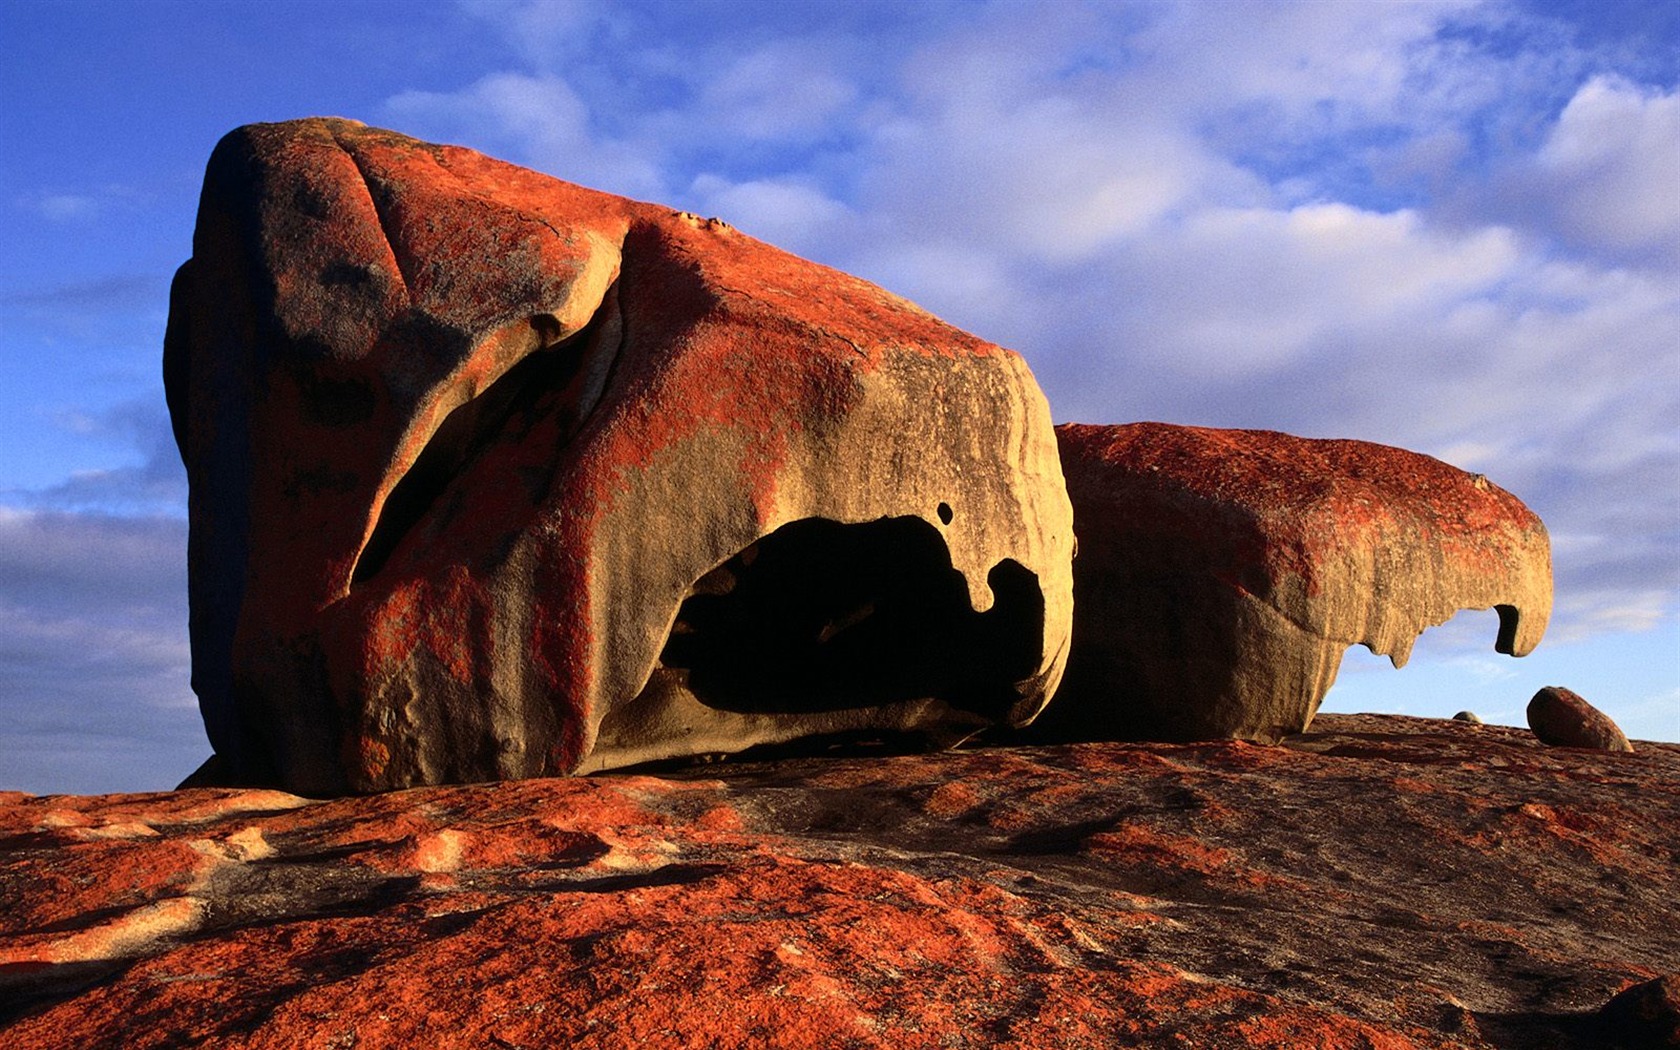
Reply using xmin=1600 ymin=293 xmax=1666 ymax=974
xmin=167 ymin=119 xmax=1073 ymax=794
xmin=3 ymin=716 xmax=1673 ymax=1048
xmin=1024 ymin=422 xmax=1552 ymax=743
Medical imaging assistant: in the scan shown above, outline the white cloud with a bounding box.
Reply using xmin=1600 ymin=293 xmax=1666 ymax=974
xmin=1525 ymin=76 xmax=1680 ymax=266
xmin=864 ymin=106 xmax=1218 ymax=265
xmin=1128 ymin=0 xmax=1464 ymax=117
xmin=458 ymin=0 xmax=605 ymax=54
xmin=0 ymin=274 xmax=162 ymax=310
xmin=5 ymin=398 xmax=188 ymax=516
xmin=0 ymin=509 xmax=185 ymax=615
xmin=36 ymin=194 xmax=100 ymax=221
xmin=0 ymin=603 xmax=189 ymax=696
xmin=1549 ymin=587 xmax=1672 ymax=641
xmin=366 ymin=0 xmax=1678 ymax=657
xmin=687 ymin=174 xmax=849 ymax=255
xmin=1447 ymin=653 xmax=1521 ymax=684
xmin=1093 ymin=203 xmax=1520 ymax=379
xmin=385 ymin=72 xmax=665 ymax=198
xmin=841 ymin=11 xmax=1259 ymax=269
xmin=19 ymin=184 xmax=144 ymax=224
xmin=698 ymin=40 xmax=859 ymax=141
xmin=1618 ymin=684 xmax=1680 ymax=743
xmin=0 ymin=509 xmax=203 ymax=792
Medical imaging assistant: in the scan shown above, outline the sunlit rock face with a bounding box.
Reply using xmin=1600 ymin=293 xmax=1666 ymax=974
xmin=1025 ymin=423 xmax=1552 ymax=744
xmin=164 ymin=118 xmax=1074 ymax=795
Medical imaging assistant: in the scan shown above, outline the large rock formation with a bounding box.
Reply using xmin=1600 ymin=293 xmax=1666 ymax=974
xmin=3 ymin=716 xmax=1675 ymax=1048
xmin=164 ymin=119 xmax=1074 ymax=794
xmin=1026 ymin=423 xmax=1552 ymax=743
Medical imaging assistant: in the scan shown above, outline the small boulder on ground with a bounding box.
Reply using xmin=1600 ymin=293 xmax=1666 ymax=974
xmin=1453 ymin=711 xmax=1484 ymax=724
xmin=1528 ymin=686 xmax=1634 ymax=752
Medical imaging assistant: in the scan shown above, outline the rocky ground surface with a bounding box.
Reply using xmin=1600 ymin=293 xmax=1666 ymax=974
xmin=2 ymin=713 xmax=1677 ymax=1049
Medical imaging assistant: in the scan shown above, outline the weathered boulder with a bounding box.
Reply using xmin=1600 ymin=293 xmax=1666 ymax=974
xmin=1022 ymin=423 xmax=1551 ymax=743
xmin=164 ymin=119 xmax=1074 ymax=794
xmin=3 ymin=715 xmax=1675 ymax=1048
xmin=1529 ymin=686 xmax=1634 ymax=752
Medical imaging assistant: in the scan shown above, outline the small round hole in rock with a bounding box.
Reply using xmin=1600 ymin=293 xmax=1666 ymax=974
xmin=937 ymin=502 xmax=954 ymax=525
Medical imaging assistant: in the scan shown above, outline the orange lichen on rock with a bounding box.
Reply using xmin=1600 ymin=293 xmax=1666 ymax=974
xmin=3 ymin=715 xmax=1676 ymax=1047
xmin=1024 ymin=422 xmax=1552 ymax=743
xmin=166 ymin=118 xmax=1073 ymax=795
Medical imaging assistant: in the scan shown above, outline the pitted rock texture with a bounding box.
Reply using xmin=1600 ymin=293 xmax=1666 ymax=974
xmin=165 ymin=118 xmax=1073 ymax=795
xmin=1027 ymin=423 xmax=1552 ymax=743
xmin=4 ymin=715 xmax=1675 ymax=1049
xmin=1529 ymin=686 xmax=1635 ymax=752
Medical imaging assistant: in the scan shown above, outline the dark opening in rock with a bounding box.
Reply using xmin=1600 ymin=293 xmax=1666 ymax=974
xmin=1493 ymin=603 xmax=1522 ymax=655
xmin=658 ymin=515 xmax=1043 ymax=719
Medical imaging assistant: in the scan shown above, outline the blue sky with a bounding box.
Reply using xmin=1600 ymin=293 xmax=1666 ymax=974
xmin=1 ymin=0 xmax=1676 ymax=794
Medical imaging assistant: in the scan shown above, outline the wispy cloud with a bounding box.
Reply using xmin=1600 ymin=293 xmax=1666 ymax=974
xmin=1493 ymin=76 xmax=1680 ymax=268
xmin=5 ymin=0 xmax=1673 ymax=793
xmin=4 ymin=398 xmax=187 ymax=517
xmin=34 ymin=194 xmax=101 ymax=222
xmin=388 ymin=0 xmax=1677 ymax=653
xmin=0 ymin=509 xmax=184 ymax=620
xmin=17 ymin=184 xmax=144 ymax=224
xmin=0 ymin=274 xmax=164 ymax=310
xmin=387 ymin=71 xmax=667 ymax=199
xmin=0 ymin=508 xmax=203 ymax=793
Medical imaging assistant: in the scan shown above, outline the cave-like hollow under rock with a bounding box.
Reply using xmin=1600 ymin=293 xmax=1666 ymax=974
xmin=591 ymin=514 xmax=1050 ymax=769
xmin=165 ymin=118 xmax=1075 ymax=794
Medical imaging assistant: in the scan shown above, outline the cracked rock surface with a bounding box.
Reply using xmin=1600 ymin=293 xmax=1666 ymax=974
xmin=4 ymin=715 xmax=1674 ymax=1048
